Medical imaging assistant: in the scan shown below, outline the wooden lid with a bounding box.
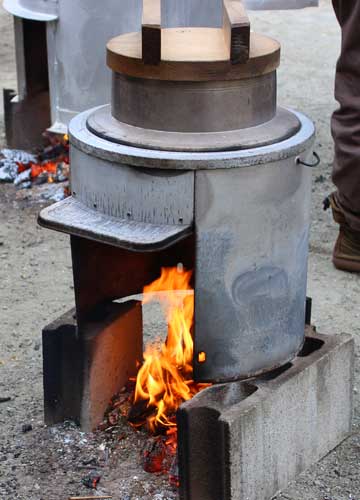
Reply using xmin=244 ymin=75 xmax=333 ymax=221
xmin=107 ymin=29 xmax=280 ymax=82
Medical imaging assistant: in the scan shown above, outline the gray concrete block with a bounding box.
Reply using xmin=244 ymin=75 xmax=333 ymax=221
xmin=178 ymin=332 xmax=354 ymax=500
xmin=43 ymin=300 xmax=143 ymax=431
xmin=42 ymin=308 xmax=81 ymax=426
xmin=80 ymin=300 xmax=143 ymax=431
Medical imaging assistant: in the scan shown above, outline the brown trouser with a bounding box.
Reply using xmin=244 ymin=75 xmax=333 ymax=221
xmin=331 ymin=0 xmax=360 ymax=231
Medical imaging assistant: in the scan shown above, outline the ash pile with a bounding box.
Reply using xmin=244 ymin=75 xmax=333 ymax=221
xmin=0 ymin=133 xmax=70 ymax=202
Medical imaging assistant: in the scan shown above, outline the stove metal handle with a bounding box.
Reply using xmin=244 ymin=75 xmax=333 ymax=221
xmin=296 ymin=152 xmax=320 ymax=168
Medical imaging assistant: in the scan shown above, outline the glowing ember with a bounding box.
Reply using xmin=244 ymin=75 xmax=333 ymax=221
xmin=16 ymin=133 xmax=70 ymax=188
xmin=127 ymin=266 xmax=210 ymax=481
xmin=30 ymin=161 xmax=57 ymax=180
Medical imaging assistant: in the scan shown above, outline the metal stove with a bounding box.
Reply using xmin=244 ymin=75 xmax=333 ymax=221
xmin=3 ymin=0 xmax=141 ymax=148
xmin=37 ymin=2 xmax=354 ymax=499
xmin=3 ymin=0 xmax=225 ymax=149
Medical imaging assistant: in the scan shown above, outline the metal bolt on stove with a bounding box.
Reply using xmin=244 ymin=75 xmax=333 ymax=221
xmin=37 ymin=2 xmax=353 ymax=500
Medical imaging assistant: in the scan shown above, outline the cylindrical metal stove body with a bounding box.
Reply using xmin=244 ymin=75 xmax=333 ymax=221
xmin=45 ymin=0 xmax=142 ymax=132
xmin=38 ymin=17 xmax=315 ymax=382
xmin=193 ymin=150 xmax=312 ymax=382
xmin=63 ymin=106 xmax=315 ymax=383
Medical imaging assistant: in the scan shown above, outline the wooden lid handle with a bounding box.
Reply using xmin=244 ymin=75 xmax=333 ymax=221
xmin=142 ymin=0 xmax=161 ymax=65
xmin=223 ymin=0 xmax=251 ymax=64
xmin=141 ymin=0 xmax=250 ymax=65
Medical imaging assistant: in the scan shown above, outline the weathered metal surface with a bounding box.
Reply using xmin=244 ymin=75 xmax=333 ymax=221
xmin=193 ymin=147 xmax=313 ymax=382
xmin=111 ymin=72 xmax=276 ymax=132
xmin=38 ymin=197 xmax=193 ymax=252
xmin=178 ymin=332 xmax=354 ymax=500
xmin=71 ymin=107 xmax=315 ymax=169
xmin=45 ymin=0 xmax=143 ymax=132
xmin=70 ymin=147 xmax=194 ymax=226
xmin=87 ymin=105 xmax=300 ymax=153
xmin=3 ymin=0 xmax=58 ymax=21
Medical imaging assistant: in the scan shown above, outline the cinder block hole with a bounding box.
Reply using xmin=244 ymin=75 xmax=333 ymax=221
xmin=260 ymin=362 xmax=293 ymax=381
xmin=202 ymin=382 xmax=258 ymax=410
xmin=178 ymin=382 xmax=258 ymax=418
xmin=298 ymin=337 xmax=324 ymax=357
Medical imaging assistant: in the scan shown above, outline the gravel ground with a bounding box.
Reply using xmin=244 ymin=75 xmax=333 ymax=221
xmin=0 ymin=1 xmax=359 ymax=499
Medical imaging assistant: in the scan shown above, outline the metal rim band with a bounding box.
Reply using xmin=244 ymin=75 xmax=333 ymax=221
xmin=70 ymin=106 xmax=315 ymax=170
xmin=87 ymin=105 xmax=301 ymax=153
xmin=3 ymin=0 xmax=58 ymax=21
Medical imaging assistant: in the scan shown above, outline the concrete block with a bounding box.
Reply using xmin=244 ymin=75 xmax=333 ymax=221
xmin=178 ymin=331 xmax=354 ymax=500
xmin=42 ymin=308 xmax=81 ymax=425
xmin=80 ymin=300 xmax=143 ymax=431
xmin=43 ymin=300 xmax=143 ymax=431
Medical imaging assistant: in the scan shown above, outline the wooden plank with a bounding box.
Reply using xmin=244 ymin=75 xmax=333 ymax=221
xmin=223 ymin=0 xmax=250 ymax=64
xmin=142 ymin=0 xmax=161 ymax=65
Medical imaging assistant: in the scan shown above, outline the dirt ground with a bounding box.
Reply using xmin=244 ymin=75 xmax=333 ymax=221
xmin=0 ymin=1 xmax=359 ymax=499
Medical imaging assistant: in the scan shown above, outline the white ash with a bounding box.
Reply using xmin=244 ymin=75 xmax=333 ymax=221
xmin=0 ymin=149 xmax=37 ymax=183
xmin=13 ymin=169 xmax=31 ymax=186
xmin=56 ymin=162 xmax=69 ymax=182
xmin=1 ymin=147 xmax=69 ymax=204
xmin=0 ymin=163 xmax=16 ymax=182
xmin=1 ymin=148 xmax=36 ymax=164
xmin=40 ymin=183 xmax=68 ymax=202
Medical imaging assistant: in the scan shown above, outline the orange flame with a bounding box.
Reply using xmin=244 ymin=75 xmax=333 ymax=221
xmin=133 ymin=266 xmax=209 ymax=434
xmin=30 ymin=161 xmax=57 ymax=180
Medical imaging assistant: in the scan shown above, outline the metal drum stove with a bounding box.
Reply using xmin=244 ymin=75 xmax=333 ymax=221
xmin=38 ymin=2 xmax=354 ymax=499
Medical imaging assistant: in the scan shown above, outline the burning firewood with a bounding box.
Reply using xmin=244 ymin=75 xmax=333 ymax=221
xmin=81 ymin=471 xmax=102 ymax=489
xmin=98 ymin=267 xmax=210 ymax=487
xmin=0 ymin=132 xmax=70 ymax=200
xmin=169 ymin=455 xmax=180 ymax=488
xmin=142 ymin=436 xmax=167 ymax=473
xmin=127 ymin=399 xmax=155 ymax=427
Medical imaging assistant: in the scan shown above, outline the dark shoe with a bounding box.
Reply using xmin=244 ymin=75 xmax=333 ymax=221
xmin=327 ymin=193 xmax=360 ymax=272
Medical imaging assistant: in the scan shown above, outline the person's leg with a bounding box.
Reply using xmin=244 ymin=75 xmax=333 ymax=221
xmin=331 ymin=0 xmax=360 ymax=231
xmin=330 ymin=0 xmax=360 ymax=271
